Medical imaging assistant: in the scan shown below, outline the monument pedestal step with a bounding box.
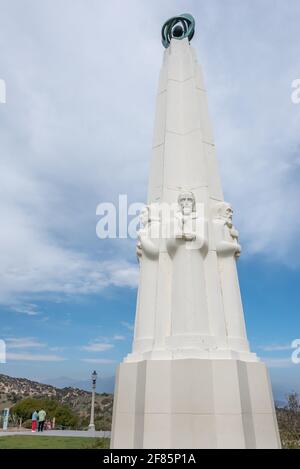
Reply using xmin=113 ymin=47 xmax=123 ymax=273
xmin=111 ymin=358 xmax=281 ymax=449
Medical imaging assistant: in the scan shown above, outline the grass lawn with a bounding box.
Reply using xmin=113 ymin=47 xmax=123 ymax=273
xmin=0 ymin=436 xmax=110 ymax=449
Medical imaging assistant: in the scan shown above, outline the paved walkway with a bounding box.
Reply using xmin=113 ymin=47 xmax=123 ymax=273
xmin=0 ymin=430 xmax=111 ymax=438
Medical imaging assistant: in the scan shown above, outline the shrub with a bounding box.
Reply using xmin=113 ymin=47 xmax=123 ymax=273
xmin=11 ymin=398 xmax=79 ymax=429
xmin=23 ymin=419 xmax=32 ymax=429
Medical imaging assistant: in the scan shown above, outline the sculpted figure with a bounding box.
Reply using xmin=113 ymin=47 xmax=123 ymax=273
xmin=132 ymin=205 xmax=160 ymax=355
xmin=175 ymin=192 xmax=197 ymax=241
xmin=166 ymin=192 xmax=210 ymax=343
xmin=168 ymin=192 xmax=207 ymax=247
xmin=213 ymin=202 xmax=248 ymax=352
xmin=213 ymin=203 xmax=241 ymax=258
xmin=136 ymin=206 xmax=159 ymax=260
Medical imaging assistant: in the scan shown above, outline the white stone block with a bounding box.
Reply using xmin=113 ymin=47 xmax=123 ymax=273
xmin=171 ymin=414 xmax=217 ymax=449
xmin=251 ymin=413 xmax=281 ymax=449
xmin=167 ymin=38 xmax=194 ymax=82
xmin=246 ymin=361 xmax=276 ymax=413
xmin=236 ymin=360 xmax=253 ymax=414
xmin=157 ymin=64 xmax=168 ymax=93
xmin=111 ymin=360 xmax=281 ymax=448
xmin=166 ymin=79 xmax=201 ymax=135
xmin=163 ymin=130 xmax=208 ymax=190
xmin=204 ymin=250 xmax=227 ymax=342
xmin=147 ymin=145 xmax=163 ymax=203
xmin=212 ymin=360 xmax=243 ymax=414
xmin=190 ymin=46 xmax=206 ymax=90
xmin=144 ymin=360 xmax=172 ymax=413
xmin=215 ymin=414 xmax=246 ymax=449
xmin=143 ymin=414 xmax=172 ymax=448
xmin=152 ymin=91 xmax=166 ymax=148
xmin=114 ymin=363 xmax=138 ymax=414
xmin=204 ymin=143 xmax=224 ymax=201
xmin=194 ymin=64 xmax=206 ymax=91
xmin=196 ymin=89 xmax=214 ymax=144
xmin=241 ymin=413 xmax=257 ymax=449
xmin=110 ymin=412 xmax=136 ymax=449
xmin=171 ymin=359 xmax=214 ymax=414
xmin=163 ymin=132 xmax=187 ymax=189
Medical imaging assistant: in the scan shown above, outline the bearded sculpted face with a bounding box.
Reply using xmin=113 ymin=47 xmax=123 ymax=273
xmin=224 ymin=205 xmax=233 ymax=227
xmin=178 ymin=191 xmax=195 ymax=215
xmin=139 ymin=207 xmax=150 ymax=227
xmin=216 ymin=202 xmax=233 ymax=227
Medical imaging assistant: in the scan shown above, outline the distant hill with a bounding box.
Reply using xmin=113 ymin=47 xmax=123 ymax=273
xmin=40 ymin=375 xmax=115 ymax=393
xmin=0 ymin=373 xmax=113 ymax=429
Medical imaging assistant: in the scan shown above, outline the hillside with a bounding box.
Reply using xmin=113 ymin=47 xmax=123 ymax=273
xmin=0 ymin=374 xmax=113 ymax=430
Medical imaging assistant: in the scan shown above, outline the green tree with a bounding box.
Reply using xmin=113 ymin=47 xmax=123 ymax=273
xmin=11 ymin=398 xmax=79 ymax=429
xmin=287 ymin=392 xmax=300 ymax=413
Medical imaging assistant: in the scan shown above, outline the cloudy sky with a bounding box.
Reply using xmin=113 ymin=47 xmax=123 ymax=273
xmin=0 ymin=0 xmax=300 ymax=399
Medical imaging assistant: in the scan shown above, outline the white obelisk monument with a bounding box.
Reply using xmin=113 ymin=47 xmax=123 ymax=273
xmin=111 ymin=14 xmax=281 ymax=449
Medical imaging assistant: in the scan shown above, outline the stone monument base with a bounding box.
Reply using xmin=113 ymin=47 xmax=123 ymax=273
xmin=110 ymin=358 xmax=281 ymax=449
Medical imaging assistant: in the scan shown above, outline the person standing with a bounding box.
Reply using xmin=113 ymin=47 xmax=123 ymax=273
xmin=37 ymin=409 xmax=46 ymax=432
xmin=31 ymin=410 xmax=38 ymax=432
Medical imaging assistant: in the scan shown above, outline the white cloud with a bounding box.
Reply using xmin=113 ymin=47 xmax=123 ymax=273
xmin=258 ymin=344 xmax=292 ymax=352
xmin=0 ymin=0 xmax=300 ymax=310
xmin=262 ymin=357 xmax=295 ymax=369
xmin=10 ymin=304 xmax=40 ymax=316
xmin=0 ymin=167 xmax=138 ymax=306
xmin=0 ymin=230 xmax=138 ymax=304
xmin=113 ymin=335 xmax=126 ymax=341
xmin=81 ymin=342 xmax=114 ymax=352
xmin=7 ymin=352 xmax=66 ymax=362
xmin=121 ymin=322 xmax=134 ymax=331
xmin=106 ymin=262 xmax=139 ymax=289
xmin=4 ymin=337 xmax=66 ymax=362
xmin=49 ymin=346 xmax=66 ymax=352
xmin=5 ymin=337 xmax=46 ymax=349
xmin=198 ymin=2 xmax=300 ymax=265
xmin=80 ymin=358 xmax=116 ymax=364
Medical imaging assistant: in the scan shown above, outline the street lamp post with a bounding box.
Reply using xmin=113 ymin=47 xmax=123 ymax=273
xmin=88 ymin=370 xmax=97 ymax=431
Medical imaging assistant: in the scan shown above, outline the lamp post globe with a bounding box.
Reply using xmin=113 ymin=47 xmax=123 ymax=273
xmin=92 ymin=370 xmax=97 ymax=388
xmin=88 ymin=370 xmax=98 ymax=431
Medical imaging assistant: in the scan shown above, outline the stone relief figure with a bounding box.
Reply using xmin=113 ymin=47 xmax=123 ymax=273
xmin=167 ymin=192 xmax=206 ymax=247
xmin=213 ymin=202 xmax=248 ymax=352
xmin=213 ymin=203 xmax=241 ymax=258
xmin=175 ymin=192 xmax=197 ymax=242
xmin=166 ymin=192 xmax=210 ymax=343
xmin=136 ymin=206 xmax=159 ymax=260
xmin=132 ymin=205 xmax=160 ymax=355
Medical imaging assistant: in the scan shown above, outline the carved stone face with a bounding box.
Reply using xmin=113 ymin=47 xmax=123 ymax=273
xmin=139 ymin=207 xmax=149 ymax=227
xmin=178 ymin=192 xmax=195 ymax=215
xmin=215 ymin=202 xmax=233 ymax=227
xmin=221 ymin=204 xmax=233 ymax=227
xmin=225 ymin=206 xmax=233 ymax=224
